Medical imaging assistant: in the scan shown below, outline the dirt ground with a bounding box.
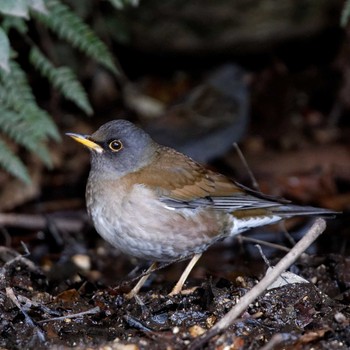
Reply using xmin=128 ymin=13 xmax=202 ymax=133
xmin=1 ymin=222 xmax=350 ymax=349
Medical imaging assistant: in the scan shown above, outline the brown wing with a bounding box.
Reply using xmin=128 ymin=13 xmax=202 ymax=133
xmin=126 ymin=146 xmax=243 ymax=203
xmin=125 ymin=146 xmax=279 ymax=209
xmin=124 ymin=146 xmax=336 ymax=216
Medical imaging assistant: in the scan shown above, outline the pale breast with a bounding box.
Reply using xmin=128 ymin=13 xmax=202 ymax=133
xmin=86 ymin=177 xmax=232 ymax=261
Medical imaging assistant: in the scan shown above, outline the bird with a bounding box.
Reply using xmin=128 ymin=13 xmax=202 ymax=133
xmin=67 ymin=119 xmax=336 ymax=298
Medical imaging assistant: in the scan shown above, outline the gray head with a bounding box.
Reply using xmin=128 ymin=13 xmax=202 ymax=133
xmin=67 ymin=120 xmax=157 ymax=178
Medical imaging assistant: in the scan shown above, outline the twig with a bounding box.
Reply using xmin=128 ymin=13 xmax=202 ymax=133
xmin=21 ymin=241 xmax=31 ymax=256
xmin=0 ymin=246 xmax=37 ymax=271
xmin=233 ymin=143 xmax=297 ymax=249
xmin=0 ymin=227 xmax=11 ymax=247
xmin=239 ymin=236 xmax=291 ymax=253
xmin=188 ymin=218 xmax=326 ymax=350
xmin=14 ymin=294 xmax=60 ymax=317
xmin=37 ymin=306 xmax=100 ymax=323
xmin=255 ymin=244 xmax=271 ymax=267
xmin=0 ymin=213 xmax=85 ymax=232
xmin=6 ymin=287 xmax=46 ymax=342
xmin=260 ymin=333 xmax=294 ymax=350
xmin=278 ymin=221 xmax=296 ymax=246
xmin=233 ymin=142 xmax=260 ymax=191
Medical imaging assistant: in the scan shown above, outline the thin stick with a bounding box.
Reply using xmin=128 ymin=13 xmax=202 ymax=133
xmin=0 ymin=213 xmax=85 ymax=232
xmin=0 ymin=227 xmax=11 ymax=247
xmin=233 ymin=143 xmax=260 ymax=191
xmin=233 ymin=143 xmax=297 ymax=248
xmin=6 ymin=287 xmax=46 ymax=342
xmin=37 ymin=306 xmax=100 ymax=324
xmin=239 ymin=236 xmax=291 ymax=253
xmin=189 ymin=218 xmax=326 ymax=350
xmin=278 ymin=221 xmax=296 ymax=246
xmin=255 ymin=244 xmax=271 ymax=267
xmin=260 ymin=333 xmax=289 ymax=350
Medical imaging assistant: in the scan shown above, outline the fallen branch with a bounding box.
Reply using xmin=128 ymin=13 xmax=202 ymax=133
xmin=189 ymin=218 xmax=327 ymax=350
xmin=0 ymin=213 xmax=86 ymax=232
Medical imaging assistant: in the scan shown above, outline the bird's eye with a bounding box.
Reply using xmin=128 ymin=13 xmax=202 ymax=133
xmin=108 ymin=139 xmax=123 ymax=152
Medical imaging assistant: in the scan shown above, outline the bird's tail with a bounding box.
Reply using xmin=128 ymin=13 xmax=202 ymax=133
xmin=271 ymin=204 xmax=339 ymax=218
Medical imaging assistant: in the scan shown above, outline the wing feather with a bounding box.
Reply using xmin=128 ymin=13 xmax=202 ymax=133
xmin=120 ymin=146 xmax=336 ymax=217
xmin=125 ymin=146 xmax=285 ymax=212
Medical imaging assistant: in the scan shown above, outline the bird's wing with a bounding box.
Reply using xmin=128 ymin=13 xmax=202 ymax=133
xmin=129 ymin=146 xmax=284 ymax=211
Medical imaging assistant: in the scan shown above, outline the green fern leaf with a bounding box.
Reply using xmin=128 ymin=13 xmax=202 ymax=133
xmin=0 ymin=0 xmax=29 ymax=18
xmin=1 ymin=16 xmax=28 ymax=34
xmin=0 ymin=60 xmax=60 ymax=141
xmin=29 ymin=46 xmax=93 ymax=115
xmin=32 ymin=0 xmax=118 ymax=75
xmin=0 ymin=28 xmax=10 ymax=72
xmin=28 ymin=0 xmax=48 ymax=15
xmin=0 ymin=106 xmax=52 ymax=166
xmin=0 ymin=138 xmax=31 ymax=184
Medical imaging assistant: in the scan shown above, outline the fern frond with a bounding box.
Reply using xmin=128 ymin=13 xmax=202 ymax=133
xmin=0 ymin=0 xmax=29 ymax=18
xmin=29 ymin=46 xmax=93 ymax=115
xmin=0 ymin=60 xmax=60 ymax=141
xmin=1 ymin=15 xmax=28 ymax=34
xmin=32 ymin=0 xmax=118 ymax=75
xmin=0 ymin=138 xmax=31 ymax=184
xmin=0 ymin=106 xmax=52 ymax=166
xmin=0 ymin=27 xmax=10 ymax=72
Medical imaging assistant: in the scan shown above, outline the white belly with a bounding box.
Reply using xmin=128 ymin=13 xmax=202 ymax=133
xmin=87 ymin=182 xmax=225 ymax=261
xmin=86 ymin=180 xmax=282 ymax=262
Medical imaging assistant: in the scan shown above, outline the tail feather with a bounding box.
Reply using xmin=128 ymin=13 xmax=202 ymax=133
xmin=271 ymin=204 xmax=339 ymax=218
xmin=229 ymin=203 xmax=338 ymax=235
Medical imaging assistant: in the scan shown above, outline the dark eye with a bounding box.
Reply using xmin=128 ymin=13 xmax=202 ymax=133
xmin=108 ymin=139 xmax=123 ymax=152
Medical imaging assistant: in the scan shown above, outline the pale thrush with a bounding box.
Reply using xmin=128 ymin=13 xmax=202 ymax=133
xmin=67 ymin=120 xmax=335 ymax=297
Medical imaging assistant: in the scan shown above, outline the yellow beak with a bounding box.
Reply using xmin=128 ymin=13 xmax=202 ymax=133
xmin=66 ymin=133 xmax=103 ymax=153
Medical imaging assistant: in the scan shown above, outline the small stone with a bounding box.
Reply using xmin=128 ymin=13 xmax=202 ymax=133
xmin=189 ymin=325 xmax=206 ymax=337
xmin=334 ymin=312 xmax=347 ymax=324
xmin=71 ymin=254 xmax=91 ymax=271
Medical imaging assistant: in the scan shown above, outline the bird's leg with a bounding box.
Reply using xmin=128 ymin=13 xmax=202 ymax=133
xmin=168 ymin=253 xmax=202 ymax=296
xmin=125 ymin=261 xmax=158 ymax=299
